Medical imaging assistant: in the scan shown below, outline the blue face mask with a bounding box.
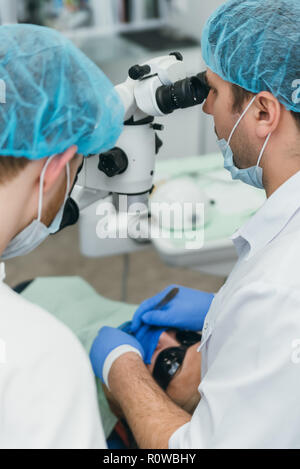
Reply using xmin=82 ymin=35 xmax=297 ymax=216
xmin=1 ymin=155 xmax=70 ymax=260
xmin=217 ymin=96 xmax=272 ymax=189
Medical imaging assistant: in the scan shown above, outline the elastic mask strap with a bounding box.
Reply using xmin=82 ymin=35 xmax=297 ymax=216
xmin=38 ymin=155 xmax=71 ymax=222
xmin=65 ymin=162 xmax=70 ymax=202
xmin=227 ymin=95 xmax=257 ymax=147
xmin=257 ymin=132 xmax=272 ymax=168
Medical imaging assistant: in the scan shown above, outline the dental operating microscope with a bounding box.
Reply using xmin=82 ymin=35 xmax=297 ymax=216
xmin=75 ymin=52 xmax=210 ymax=258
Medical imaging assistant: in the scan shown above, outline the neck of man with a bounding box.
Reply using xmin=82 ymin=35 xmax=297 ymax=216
xmin=263 ymin=132 xmax=300 ymax=198
xmin=264 ymin=165 xmax=300 ymax=199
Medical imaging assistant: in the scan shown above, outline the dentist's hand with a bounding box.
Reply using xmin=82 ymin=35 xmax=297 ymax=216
xmin=131 ymin=285 xmax=215 ymax=333
xmin=90 ymin=327 xmax=144 ymax=388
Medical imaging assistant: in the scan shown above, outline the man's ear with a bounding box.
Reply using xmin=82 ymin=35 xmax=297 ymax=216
xmin=254 ymin=92 xmax=282 ymax=138
xmin=42 ymin=145 xmax=78 ymax=193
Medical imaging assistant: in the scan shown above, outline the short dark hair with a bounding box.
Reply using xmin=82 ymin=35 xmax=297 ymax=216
xmin=231 ymin=84 xmax=300 ymax=131
xmin=0 ymin=156 xmax=30 ymax=184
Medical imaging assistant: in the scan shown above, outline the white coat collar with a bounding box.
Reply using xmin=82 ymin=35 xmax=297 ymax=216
xmin=231 ymin=170 xmax=300 ymax=259
xmin=0 ymin=262 xmax=5 ymax=282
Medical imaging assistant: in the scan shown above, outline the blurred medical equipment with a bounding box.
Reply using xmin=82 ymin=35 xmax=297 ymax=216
xmin=151 ymin=177 xmax=213 ymax=230
xmin=150 ymin=155 xmax=265 ymax=275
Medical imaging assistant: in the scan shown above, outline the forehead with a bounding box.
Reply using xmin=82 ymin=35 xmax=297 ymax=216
xmin=206 ymin=68 xmax=227 ymax=87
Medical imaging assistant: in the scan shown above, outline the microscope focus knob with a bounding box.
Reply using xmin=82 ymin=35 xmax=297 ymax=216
xmin=169 ymin=51 xmax=183 ymax=62
xmin=98 ymin=148 xmax=128 ymax=178
xmin=129 ymin=64 xmax=151 ymax=80
xmin=151 ymin=123 xmax=164 ymax=131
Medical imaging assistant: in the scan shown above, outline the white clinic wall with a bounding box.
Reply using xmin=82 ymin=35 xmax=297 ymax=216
xmin=0 ymin=0 xmax=18 ymax=24
xmin=169 ymin=0 xmax=225 ymax=41
xmin=168 ymin=0 xmax=225 ymax=156
xmin=74 ymin=0 xmax=225 ymax=158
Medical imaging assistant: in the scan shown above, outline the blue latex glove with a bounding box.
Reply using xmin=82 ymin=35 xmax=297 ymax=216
xmin=134 ymin=324 xmax=165 ymax=365
xmin=120 ymin=321 xmax=165 ymax=365
xmin=131 ymin=285 xmax=215 ymax=333
xmin=90 ymin=326 xmax=145 ymax=386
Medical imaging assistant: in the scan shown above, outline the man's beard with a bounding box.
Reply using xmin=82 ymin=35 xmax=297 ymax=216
xmin=231 ymin=130 xmax=258 ymax=170
xmin=41 ymin=179 xmax=67 ymax=228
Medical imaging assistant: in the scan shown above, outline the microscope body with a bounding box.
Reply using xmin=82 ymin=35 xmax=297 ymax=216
xmin=78 ymin=54 xmax=187 ymax=203
xmin=75 ymin=53 xmax=210 ymax=256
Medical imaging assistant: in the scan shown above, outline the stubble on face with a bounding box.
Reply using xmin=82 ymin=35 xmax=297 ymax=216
xmin=229 ymin=121 xmax=261 ymax=170
xmin=41 ymin=154 xmax=83 ymax=228
xmin=41 ymin=177 xmax=66 ymax=228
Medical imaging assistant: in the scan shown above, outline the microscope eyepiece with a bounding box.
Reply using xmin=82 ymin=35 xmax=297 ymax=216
xmin=155 ymin=71 xmax=210 ymax=115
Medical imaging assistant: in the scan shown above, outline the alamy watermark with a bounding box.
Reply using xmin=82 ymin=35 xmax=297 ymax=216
xmin=0 ymin=339 xmax=6 ymax=365
xmin=292 ymin=79 xmax=300 ymax=105
xmin=95 ymin=196 xmax=205 ymax=250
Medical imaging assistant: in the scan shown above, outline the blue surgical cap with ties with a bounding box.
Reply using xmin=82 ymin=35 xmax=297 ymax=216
xmin=201 ymin=0 xmax=300 ymax=113
xmin=0 ymin=24 xmax=124 ymax=160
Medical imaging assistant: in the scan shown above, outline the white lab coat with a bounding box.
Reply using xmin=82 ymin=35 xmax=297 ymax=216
xmin=170 ymin=170 xmax=300 ymax=449
xmin=0 ymin=265 xmax=106 ymax=449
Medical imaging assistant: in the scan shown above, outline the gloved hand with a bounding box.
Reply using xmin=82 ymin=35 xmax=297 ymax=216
xmin=90 ymin=326 xmax=144 ymax=388
xmin=131 ymin=285 xmax=215 ymax=333
xmin=134 ymin=324 xmax=165 ymax=365
xmin=120 ymin=321 xmax=165 ymax=365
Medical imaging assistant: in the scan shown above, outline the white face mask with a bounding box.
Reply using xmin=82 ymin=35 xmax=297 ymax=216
xmin=1 ymin=155 xmax=70 ymax=260
xmin=217 ymin=95 xmax=272 ymax=189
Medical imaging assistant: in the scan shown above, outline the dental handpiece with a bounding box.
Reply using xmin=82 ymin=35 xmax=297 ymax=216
xmin=155 ymin=287 xmax=179 ymax=309
xmin=120 ymin=287 xmax=180 ymax=335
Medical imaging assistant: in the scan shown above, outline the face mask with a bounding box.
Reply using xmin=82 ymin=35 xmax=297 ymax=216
xmin=217 ymin=95 xmax=272 ymax=189
xmin=1 ymin=155 xmax=70 ymax=260
xmin=59 ymin=197 xmax=80 ymax=232
xmin=56 ymin=159 xmax=83 ymax=232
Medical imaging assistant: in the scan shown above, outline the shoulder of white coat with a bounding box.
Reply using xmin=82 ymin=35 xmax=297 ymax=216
xmin=233 ymin=223 xmax=300 ymax=292
xmin=0 ymin=283 xmax=91 ymax=372
xmin=256 ymin=232 xmax=300 ymax=290
xmin=0 ymin=284 xmax=104 ymax=449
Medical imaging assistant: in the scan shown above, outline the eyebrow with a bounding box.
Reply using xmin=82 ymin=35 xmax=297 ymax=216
xmin=205 ymin=74 xmax=216 ymax=90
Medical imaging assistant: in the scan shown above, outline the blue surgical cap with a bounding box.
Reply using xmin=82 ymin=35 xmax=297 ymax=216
xmin=0 ymin=24 xmax=124 ymax=160
xmin=202 ymin=0 xmax=300 ymax=113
